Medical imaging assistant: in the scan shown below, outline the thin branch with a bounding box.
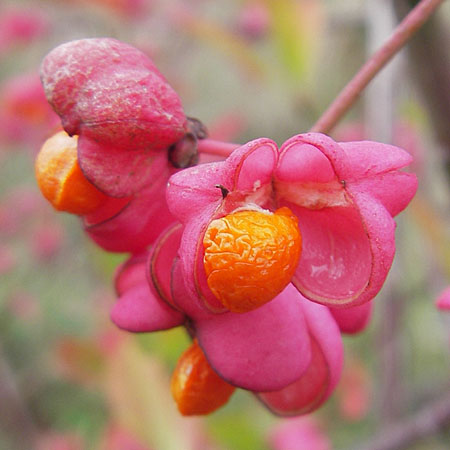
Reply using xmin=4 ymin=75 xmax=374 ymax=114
xmin=197 ymin=138 xmax=240 ymax=157
xmin=310 ymin=0 xmax=446 ymax=134
xmin=393 ymin=0 xmax=450 ymax=178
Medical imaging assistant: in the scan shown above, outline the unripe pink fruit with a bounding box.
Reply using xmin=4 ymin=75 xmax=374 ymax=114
xmin=41 ymin=38 xmax=187 ymax=196
xmin=41 ymin=38 xmax=186 ymax=149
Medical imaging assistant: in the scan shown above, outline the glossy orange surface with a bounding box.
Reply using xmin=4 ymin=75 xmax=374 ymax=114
xmin=203 ymin=207 xmax=302 ymax=313
xmin=35 ymin=131 xmax=108 ymax=215
xmin=170 ymin=340 xmax=235 ymax=416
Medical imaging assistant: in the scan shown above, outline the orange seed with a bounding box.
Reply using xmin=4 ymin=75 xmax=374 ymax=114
xmin=203 ymin=207 xmax=302 ymax=313
xmin=35 ymin=131 xmax=108 ymax=215
xmin=171 ymin=340 xmax=235 ymax=416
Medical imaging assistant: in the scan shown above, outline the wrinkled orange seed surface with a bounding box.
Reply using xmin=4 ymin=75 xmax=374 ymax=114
xmin=203 ymin=207 xmax=302 ymax=313
xmin=171 ymin=340 xmax=235 ymax=416
xmin=35 ymin=131 xmax=108 ymax=215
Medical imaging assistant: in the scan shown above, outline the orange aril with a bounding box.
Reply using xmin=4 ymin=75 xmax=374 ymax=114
xmin=171 ymin=340 xmax=235 ymax=415
xmin=35 ymin=131 xmax=108 ymax=215
xmin=203 ymin=207 xmax=302 ymax=313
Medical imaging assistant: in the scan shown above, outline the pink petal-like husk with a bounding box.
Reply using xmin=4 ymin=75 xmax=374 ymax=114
xmin=338 ymin=141 xmax=413 ymax=181
xmin=279 ymin=134 xmax=417 ymax=217
xmin=195 ymin=284 xmax=312 ymax=392
xmin=77 ymin=135 xmax=169 ymax=197
xmin=276 ymin=142 xmax=335 ymax=184
xmin=178 ymin=204 xmax=227 ymax=313
xmin=166 ymin=162 xmax=224 ymax=222
xmin=287 ymin=203 xmax=372 ymax=307
xmin=283 ymin=133 xmax=414 ymax=184
xmin=258 ymin=298 xmax=343 ymax=415
xmin=340 ymin=192 xmax=397 ymax=306
xmin=111 ymin=284 xmax=184 ymax=333
xmin=347 ymin=171 xmax=418 ymax=217
xmin=114 ymin=252 xmax=148 ymax=296
xmin=290 ymin=194 xmax=397 ymax=307
xmin=40 ymin=38 xmax=185 ymax=146
xmin=147 ymin=223 xmax=183 ymax=310
xmin=275 ymin=138 xmax=345 ymax=211
xmin=41 ymin=38 xmax=156 ymax=125
xmin=329 ymin=301 xmax=373 ymax=334
xmin=76 ymin=67 xmax=185 ymax=149
xmin=224 ymin=138 xmax=278 ymax=192
xmin=171 ymin=139 xmax=280 ymax=313
xmin=300 ymin=298 xmax=343 ymax=394
xmin=111 ymin=250 xmax=184 ymax=332
xmin=166 ymin=138 xmax=278 ymax=222
xmin=277 ymin=133 xmax=404 ymax=307
xmin=436 ymin=287 xmax=450 ymax=311
xmin=83 ymin=195 xmax=131 ymax=225
xmin=275 ymin=135 xmax=372 ymax=307
xmin=84 ymin=164 xmax=176 ymax=253
xmin=171 ymin=258 xmax=214 ymax=320
xmin=281 ymin=133 xmax=350 ymax=176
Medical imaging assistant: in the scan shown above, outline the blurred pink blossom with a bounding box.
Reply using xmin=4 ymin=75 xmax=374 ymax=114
xmin=99 ymin=425 xmax=151 ymax=450
xmin=236 ymin=1 xmax=271 ymax=40
xmin=436 ymin=286 xmax=450 ymax=311
xmin=35 ymin=432 xmax=83 ymax=450
xmin=0 ymin=73 xmax=59 ymax=147
xmin=0 ymin=7 xmax=50 ymax=55
xmin=336 ymin=360 xmax=372 ymax=421
xmin=74 ymin=0 xmax=151 ymax=19
xmin=31 ymin=222 xmax=65 ymax=261
xmin=269 ymin=417 xmax=331 ymax=450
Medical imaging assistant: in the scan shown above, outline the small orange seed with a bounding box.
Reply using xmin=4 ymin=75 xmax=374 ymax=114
xmin=35 ymin=131 xmax=108 ymax=215
xmin=203 ymin=207 xmax=302 ymax=313
xmin=170 ymin=340 xmax=236 ymax=416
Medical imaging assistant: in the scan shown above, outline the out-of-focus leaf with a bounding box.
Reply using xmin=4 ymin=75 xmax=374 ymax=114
xmin=55 ymin=337 xmax=106 ymax=386
xmin=264 ymin=0 xmax=323 ymax=82
xmin=30 ymin=380 xmax=107 ymax=442
xmin=172 ymin=7 xmax=266 ymax=80
xmin=104 ymin=335 xmax=207 ymax=450
xmin=136 ymin=326 xmax=191 ymax=369
xmin=206 ymin=401 xmax=271 ymax=450
xmin=89 ymin=244 xmax=127 ymax=280
xmin=410 ymin=194 xmax=450 ymax=276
